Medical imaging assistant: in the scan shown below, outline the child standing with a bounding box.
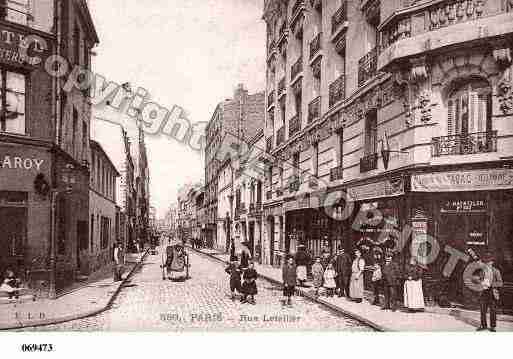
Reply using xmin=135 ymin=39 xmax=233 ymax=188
xmin=323 ymin=263 xmax=337 ymax=297
xmin=312 ymin=257 xmax=324 ymax=297
xmin=225 ymin=260 xmax=241 ymax=300
xmin=282 ymin=257 xmax=297 ymax=306
xmin=242 ymin=262 xmax=258 ymax=304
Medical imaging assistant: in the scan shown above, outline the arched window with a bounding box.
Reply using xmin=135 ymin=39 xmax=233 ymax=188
xmin=447 ymin=78 xmax=492 ymax=136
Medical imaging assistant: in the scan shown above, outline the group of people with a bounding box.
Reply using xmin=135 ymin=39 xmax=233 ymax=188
xmin=0 ymin=269 xmax=22 ymax=299
xmin=291 ymin=244 xmax=426 ymax=311
xmin=225 ymin=259 xmax=258 ymax=304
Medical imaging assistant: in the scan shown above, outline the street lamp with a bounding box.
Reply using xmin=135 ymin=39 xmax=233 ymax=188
xmin=48 ymin=164 xmax=75 ymax=299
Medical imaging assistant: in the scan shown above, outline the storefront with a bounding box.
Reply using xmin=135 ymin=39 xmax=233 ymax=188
xmin=0 ymin=143 xmax=52 ymax=294
xmin=410 ymin=167 xmax=513 ymax=308
xmin=263 ymin=203 xmax=283 ymax=266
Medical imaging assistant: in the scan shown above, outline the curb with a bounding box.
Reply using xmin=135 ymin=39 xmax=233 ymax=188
xmin=0 ymin=250 xmax=150 ymax=331
xmin=188 ymin=247 xmax=387 ymax=332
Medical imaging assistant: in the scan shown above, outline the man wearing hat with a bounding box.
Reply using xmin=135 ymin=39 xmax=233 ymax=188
xmin=113 ymin=242 xmax=124 ymax=282
xmin=295 ymin=244 xmax=311 ymax=287
xmin=477 ymin=253 xmax=503 ymax=332
xmin=333 ymin=246 xmax=352 ymax=297
xmin=382 ymin=253 xmax=401 ymax=311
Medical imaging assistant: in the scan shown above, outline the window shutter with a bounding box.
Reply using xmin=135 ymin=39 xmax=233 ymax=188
xmin=447 ymin=99 xmax=455 ymax=135
xmin=469 ymin=91 xmax=478 ymax=133
xmin=477 ymin=93 xmax=487 ymax=133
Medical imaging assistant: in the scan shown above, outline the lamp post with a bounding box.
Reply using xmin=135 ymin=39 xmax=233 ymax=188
xmin=48 ymin=164 xmax=75 ymax=299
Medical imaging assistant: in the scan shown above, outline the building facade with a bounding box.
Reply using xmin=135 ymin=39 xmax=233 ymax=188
xmin=87 ymin=140 xmax=120 ymax=275
xmin=205 ymin=84 xmax=265 ymax=250
xmin=0 ymin=0 xmax=98 ymax=297
xmin=262 ymin=0 xmax=513 ymax=307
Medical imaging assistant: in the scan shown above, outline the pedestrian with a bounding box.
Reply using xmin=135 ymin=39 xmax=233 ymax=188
xmin=240 ymin=243 xmax=252 ymax=270
xmin=476 ymin=253 xmax=503 ymax=332
xmin=312 ymin=257 xmax=324 ymax=297
xmin=295 ymin=244 xmax=311 ymax=287
xmin=0 ymin=269 xmax=21 ymax=299
xmin=333 ymin=246 xmax=351 ymax=297
xmin=349 ymin=249 xmax=366 ymax=302
xmin=282 ymin=256 xmax=297 ymax=306
xmin=320 ymin=244 xmax=332 ymax=270
xmin=113 ymin=242 xmax=124 ymax=282
xmin=404 ymin=257 xmax=425 ymax=312
xmin=371 ymin=248 xmax=384 ymax=305
xmin=323 ymin=263 xmax=337 ymax=297
xmin=241 ymin=261 xmax=258 ymax=304
xmin=225 ymin=260 xmax=242 ymax=300
xmin=382 ymin=254 xmax=401 ymax=311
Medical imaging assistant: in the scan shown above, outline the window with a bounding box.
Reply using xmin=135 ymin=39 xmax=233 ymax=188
xmin=74 ymin=25 xmax=81 ymax=66
xmin=90 ymin=214 xmax=95 ymax=252
xmin=280 ymin=97 xmax=286 ymax=125
xmin=83 ymin=38 xmax=90 ymax=70
xmin=338 ymin=130 xmax=344 ymax=167
xmin=364 ymin=109 xmax=378 ymax=155
xmin=59 ymin=91 xmax=66 ymax=145
xmin=82 ymin=121 xmax=88 ymax=158
xmin=293 ymin=152 xmax=300 ymax=177
xmin=0 ymin=70 xmax=26 ymax=134
xmin=447 ymin=79 xmax=492 ymax=136
xmin=78 ymin=220 xmax=88 ymax=251
xmin=72 ymin=108 xmax=78 ymax=154
xmin=101 ymin=216 xmax=110 ymax=249
xmin=313 ymin=143 xmax=319 ymax=177
xmin=0 ymin=0 xmax=30 ymax=25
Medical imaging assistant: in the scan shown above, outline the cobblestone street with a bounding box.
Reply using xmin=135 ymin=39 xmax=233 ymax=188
xmin=22 ymin=248 xmax=372 ymax=332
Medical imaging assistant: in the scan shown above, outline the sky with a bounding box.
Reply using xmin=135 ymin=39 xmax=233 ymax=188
xmin=88 ymin=0 xmax=266 ymax=219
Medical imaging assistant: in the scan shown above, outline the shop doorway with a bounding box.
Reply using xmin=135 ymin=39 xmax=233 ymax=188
xmin=0 ymin=206 xmax=27 ymax=278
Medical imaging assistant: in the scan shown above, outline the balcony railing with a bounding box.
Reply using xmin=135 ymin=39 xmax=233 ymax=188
xmin=331 ymin=2 xmax=348 ymax=35
xmin=268 ymin=90 xmax=275 ymax=108
xmin=308 ymin=97 xmax=321 ymax=123
xmin=277 ymin=126 xmax=285 ymax=146
xmin=358 ymin=47 xmax=378 ymax=87
xmin=278 ymin=77 xmax=286 ymax=97
xmin=330 ymin=165 xmax=344 ymax=181
xmin=309 ymin=32 xmax=322 ymax=60
xmin=291 ymin=56 xmax=303 ymax=81
xmin=329 ymin=75 xmax=345 ymax=107
xmin=266 ymin=136 xmax=273 ymax=153
xmin=380 ymin=0 xmax=501 ymax=51
xmin=360 ymin=153 xmax=378 ymax=173
xmin=289 ymin=113 xmax=301 ymax=138
xmin=432 ymin=131 xmax=498 ymax=157
xmin=289 ymin=176 xmax=300 ymax=193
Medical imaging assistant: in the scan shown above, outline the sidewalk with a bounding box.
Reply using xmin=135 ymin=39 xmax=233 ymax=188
xmin=0 ymin=250 xmax=148 ymax=330
xmin=192 ymin=246 xmax=513 ymax=332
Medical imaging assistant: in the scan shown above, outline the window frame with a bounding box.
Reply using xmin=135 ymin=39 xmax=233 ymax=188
xmin=0 ymin=68 xmax=28 ymax=135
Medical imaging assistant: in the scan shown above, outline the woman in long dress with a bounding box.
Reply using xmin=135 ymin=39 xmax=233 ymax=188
xmin=349 ymin=249 xmax=366 ymax=302
xmin=404 ymin=257 xmax=425 ymax=311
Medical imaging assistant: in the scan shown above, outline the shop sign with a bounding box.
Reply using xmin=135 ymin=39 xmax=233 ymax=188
xmin=283 ymin=195 xmax=310 ymax=212
xmin=1 ymin=155 xmax=45 ymax=171
xmin=441 ymin=199 xmax=487 ymax=213
xmin=347 ymin=177 xmax=404 ymax=202
xmin=0 ymin=24 xmax=50 ymax=67
xmin=411 ymin=169 xmax=513 ymax=192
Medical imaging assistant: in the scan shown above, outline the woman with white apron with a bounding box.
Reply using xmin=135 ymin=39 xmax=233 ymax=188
xmin=404 ymin=257 xmax=425 ymax=311
xmin=349 ymin=249 xmax=365 ymax=303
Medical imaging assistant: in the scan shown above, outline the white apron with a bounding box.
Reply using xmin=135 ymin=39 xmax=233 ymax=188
xmin=404 ymin=279 xmax=425 ymax=309
xmin=296 ymin=265 xmax=307 ymax=281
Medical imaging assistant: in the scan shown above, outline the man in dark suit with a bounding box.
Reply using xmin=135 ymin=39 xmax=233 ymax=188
xmin=382 ymin=254 xmax=401 ymax=311
xmin=333 ymin=246 xmax=352 ymax=297
xmin=477 ymin=253 xmax=503 ymax=332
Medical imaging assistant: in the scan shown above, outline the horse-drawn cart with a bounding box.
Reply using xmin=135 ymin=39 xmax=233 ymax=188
xmin=161 ymin=244 xmax=189 ymax=281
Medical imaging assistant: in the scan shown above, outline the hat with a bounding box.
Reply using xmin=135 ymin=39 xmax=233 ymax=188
xmin=481 ymin=253 xmax=495 ymax=262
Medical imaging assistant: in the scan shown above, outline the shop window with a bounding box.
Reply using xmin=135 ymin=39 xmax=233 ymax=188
xmin=447 ymin=79 xmax=492 ymax=136
xmin=0 ymin=70 xmax=26 ymax=135
xmin=0 ymin=0 xmax=30 ymax=25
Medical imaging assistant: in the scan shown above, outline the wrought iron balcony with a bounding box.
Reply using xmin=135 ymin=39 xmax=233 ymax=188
xmin=432 ymin=131 xmax=498 ymax=157
xmin=330 ymin=165 xmax=343 ymax=181
xmin=289 ymin=176 xmax=300 ymax=193
xmin=278 ymin=77 xmax=286 ymax=98
xmin=276 ymin=126 xmax=285 ymax=146
xmin=309 ymin=32 xmax=322 ymax=60
xmin=308 ymin=97 xmax=321 ymax=123
xmin=289 ymin=113 xmax=301 ymax=138
xmin=329 ymin=75 xmax=345 ymax=107
xmin=266 ymin=136 xmax=273 ymax=153
xmin=360 ymin=153 xmax=378 ymax=173
xmin=358 ymin=47 xmax=378 ymax=87
xmin=291 ymin=56 xmax=303 ymax=81
xmin=331 ymin=2 xmax=348 ymax=35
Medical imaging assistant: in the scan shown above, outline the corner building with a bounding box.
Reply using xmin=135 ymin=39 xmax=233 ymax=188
xmin=262 ymin=0 xmax=513 ymax=308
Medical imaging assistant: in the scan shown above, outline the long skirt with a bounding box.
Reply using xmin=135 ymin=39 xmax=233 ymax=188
xmin=296 ymin=266 xmax=307 ymax=281
xmin=349 ymin=275 xmax=364 ymax=299
xmin=404 ymin=279 xmax=425 ymax=309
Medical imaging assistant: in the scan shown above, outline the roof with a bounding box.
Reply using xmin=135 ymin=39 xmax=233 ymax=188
xmin=77 ymin=0 xmax=100 ymax=44
xmin=90 ymin=140 xmax=121 ymax=176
